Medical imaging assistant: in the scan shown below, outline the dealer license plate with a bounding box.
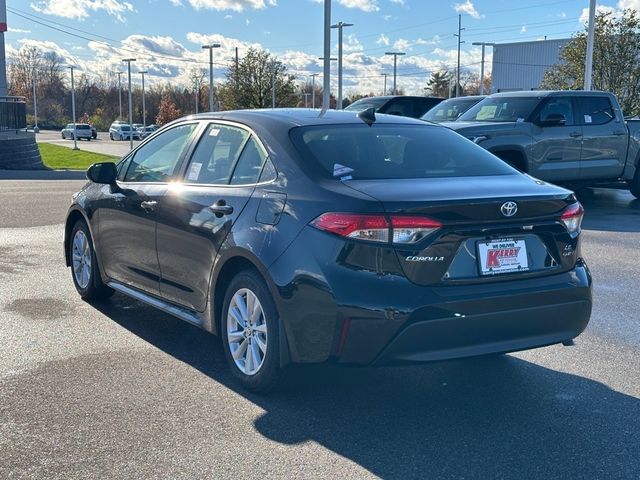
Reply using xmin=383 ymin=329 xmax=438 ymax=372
xmin=478 ymin=238 xmax=529 ymax=276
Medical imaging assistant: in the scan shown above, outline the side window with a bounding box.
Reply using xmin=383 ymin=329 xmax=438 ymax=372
xmin=124 ymin=123 xmax=197 ymax=183
xmin=184 ymin=123 xmax=250 ymax=185
xmin=386 ymin=98 xmax=412 ymax=117
xmin=536 ymin=97 xmax=574 ymax=126
xmin=578 ymin=96 xmax=616 ymax=125
xmin=230 ymin=136 xmax=268 ymax=185
xmin=258 ymin=157 xmax=277 ymax=183
xmin=117 ymin=156 xmax=132 ymax=181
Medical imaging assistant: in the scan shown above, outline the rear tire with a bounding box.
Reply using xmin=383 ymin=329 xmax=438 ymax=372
xmin=69 ymin=220 xmax=114 ymax=301
xmin=221 ymin=270 xmax=282 ymax=392
xmin=629 ymin=168 xmax=640 ymax=199
xmin=110 ymin=133 xmax=114 ymax=141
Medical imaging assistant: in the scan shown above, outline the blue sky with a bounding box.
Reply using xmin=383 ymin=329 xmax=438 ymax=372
xmin=5 ymin=0 xmax=637 ymax=95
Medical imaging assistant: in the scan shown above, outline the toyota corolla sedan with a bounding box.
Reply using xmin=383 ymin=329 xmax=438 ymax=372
xmin=64 ymin=109 xmax=592 ymax=392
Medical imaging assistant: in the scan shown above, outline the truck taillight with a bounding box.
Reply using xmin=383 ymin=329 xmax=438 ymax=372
xmin=560 ymin=202 xmax=584 ymax=235
xmin=311 ymin=213 xmax=441 ymax=244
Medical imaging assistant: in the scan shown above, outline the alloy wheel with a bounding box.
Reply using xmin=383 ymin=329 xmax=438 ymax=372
xmin=71 ymin=229 xmax=92 ymax=289
xmin=226 ymin=288 xmax=268 ymax=376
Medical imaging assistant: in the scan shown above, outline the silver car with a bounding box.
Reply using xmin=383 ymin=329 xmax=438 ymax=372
xmin=61 ymin=123 xmax=93 ymax=141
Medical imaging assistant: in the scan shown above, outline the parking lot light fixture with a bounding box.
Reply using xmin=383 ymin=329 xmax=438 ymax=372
xmin=122 ymin=58 xmax=136 ymax=150
xmin=472 ymin=42 xmax=495 ymax=95
xmin=385 ymin=52 xmax=405 ymax=95
xmin=115 ymin=71 xmax=123 ymax=119
xmin=331 ymin=21 xmax=354 ymax=110
xmin=202 ymin=44 xmax=221 ymax=112
xmin=139 ymin=70 xmax=147 ymax=133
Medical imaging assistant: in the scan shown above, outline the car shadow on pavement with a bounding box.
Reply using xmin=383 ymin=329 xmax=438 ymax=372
xmin=95 ymin=294 xmax=640 ymax=479
xmin=577 ymin=187 xmax=640 ymax=233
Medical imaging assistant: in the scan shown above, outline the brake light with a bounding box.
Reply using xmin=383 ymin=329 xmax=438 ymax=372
xmin=311 ymin=213 xmax=441 ymax=244
xmin=560 ymin=202 xmax=584 ymax=235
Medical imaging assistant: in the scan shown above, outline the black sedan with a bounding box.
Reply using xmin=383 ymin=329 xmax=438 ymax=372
xmin=64 ymin=109 xmax=592 ymax=392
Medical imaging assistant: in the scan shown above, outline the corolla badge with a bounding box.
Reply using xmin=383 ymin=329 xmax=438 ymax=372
xmin=500 ymin=201 xmax=518 ymax=217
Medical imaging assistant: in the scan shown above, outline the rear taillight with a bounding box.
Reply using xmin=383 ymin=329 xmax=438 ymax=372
xmin=311 ymin=213 xmax=441 ymax=244
xmin=560 ymin=202 xmax=584 ymax=235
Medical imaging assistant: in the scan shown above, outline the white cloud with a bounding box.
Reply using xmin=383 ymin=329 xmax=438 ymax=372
xmin=557 ymin=12 xmax=567 ymax=18
xmin=618 ymin=0 xmax=640 ymax=10
xmin=389 ymin=0 xmax=404 ymax=5
xmin=224 ymin=14 xmax=233 ymax=19
xmin=186 ymin=0 xmax=276 ymax=11
xmin=520 ymin=26 xmax=527 ymax=33
xmin=383 ymin=14 xmax=392 ymax=20
xmin=8 ymin=27 xmax=32 ymax=33
xmin=453 ymin=0 xmax=483 ymax=19
xmin=30 ymin=0 xmax=134 ymax=22
xmin=579 ymin=4 xmax=616 ymax=24
xmin=169 ymin=0 xmax=183 ymax=6
xmin=376 ymin=33 xmax=390 ymax=46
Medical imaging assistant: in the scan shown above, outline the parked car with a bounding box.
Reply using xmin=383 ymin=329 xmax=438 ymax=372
xmin=61 ymin=123 xmax=93 ymax=141
xmin=141 ymin=124 xmax=158 ymax=138
xmin=109 ymin=122 xmax=139 ymax=141
xmin=421 ymin=95 xmax=486 ymax=123
xmin=64 ymin=109 xmax=592 ymax=392
xmin=443 ymin=90 xmax=640 ymax=198
xmin=345 ymin=95 xmax=444 ymax=119
xmin=89 ymin=124 xmax=97 ymax=139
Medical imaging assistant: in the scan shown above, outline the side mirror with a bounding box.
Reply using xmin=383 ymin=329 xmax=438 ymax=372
xmin=86 ymin=162 xmax=117 ymax=184
xmin=538 ymin=113 xmax=566 ymax=127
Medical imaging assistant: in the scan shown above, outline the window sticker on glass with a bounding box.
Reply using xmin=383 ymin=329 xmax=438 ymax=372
xmin=584 ymin=115 xmax=592 ymax=123
xmin=333 ymin=163 xmax=354 ymax=177
xmin=187 ymin=162 xmax=202 ymax=181
xmin=209 ymin=128 xmax=221 ymax=137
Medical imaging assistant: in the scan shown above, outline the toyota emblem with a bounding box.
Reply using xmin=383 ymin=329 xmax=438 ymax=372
xmin=500 ymin=201 xmax=518 ymax=217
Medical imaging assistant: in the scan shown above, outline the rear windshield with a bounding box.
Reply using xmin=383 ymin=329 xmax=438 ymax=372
xmin=344 ymin=97 xmax=388 ymax=113
xmin=422 ymin=98 xmax=480 ymax=122
xmin=120 ymin=125 xmax=131 ymax=131
xmin=77 ymin=124 xmax=91 ymax=130
xmin=290 ymin=124 xmax=516 ymax=180
xmin=458 ymin=96 xmax=540 ymax=122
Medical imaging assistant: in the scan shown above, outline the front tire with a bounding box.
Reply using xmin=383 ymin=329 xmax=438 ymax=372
xmin=629 ymin=168 xmax=640 ymax=199
xmin=69 ymin=220 xmax=114 ymax=301
xmin=221 ymin=270 xmax=282 ymax=392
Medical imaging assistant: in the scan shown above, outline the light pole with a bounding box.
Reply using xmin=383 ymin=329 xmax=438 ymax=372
xmin=331 ymin=21 xmax=353 ymax=110
xmin=139 ymin=70 xmax=147 ymax=133
xmin=122 ymin=58 xmax=136 ymax=150
xmin=454 ymin=14 xmax=465 ymax=97
xmin=32 ymin=70 xmax=39 ymax=133
xmin=584 ymin=0 xmax=596 ymax=90
xmin=193 ymin=74 xmax=199 ymax=114
xmin=382 ymin=72 xmax=388 ymax=95
xmin=310 ymin=73 xmax=319 ymax=108
xmin=68 ymin=65 xmax=78 ymax=150
xmin=322 ymin=0 xmax=331 ymax=113
xmin=271 ymin=60 xmax=276 ymax=109
xmin=303 ymin=92 xmax=310 ymax=108
xmin=115 ymin=71 xmax=123 ymax=119
xmin=385 ymin=52 xmax=405 ymax=95
xmin=472 ymin=42 xmax=495 ymax=95
xmin=202 ymin=43 xmax=221 ymax=111
xmin=318 ymin=57 xmax=337 ymax=108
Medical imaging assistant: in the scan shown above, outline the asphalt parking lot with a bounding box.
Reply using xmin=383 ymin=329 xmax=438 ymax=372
xmin=1 ymin=175 xmax=639 ymax=479
xmin=35 ymin=129 xmax=139 ymax=158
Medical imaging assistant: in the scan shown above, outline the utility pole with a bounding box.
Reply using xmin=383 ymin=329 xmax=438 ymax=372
xmin=472 ymin=42 xmax=495 ymax=95
xmin=455 ymin=14 xmax=465 ymax=97
xmin=304 ymin=92 xmax=310 ymax=108
xmin=202 ymin=43 xmax=221 ymax=112
xmin=382 ymin=73 xmax=388 ymax=95
xmin=139 ymin=70 xmax=147 ymax=133
xmin=385 ymin=52 xmax=405 ymax=95
xmin=584 ymin=0 xmax=596 ymax=90
xmin=319 ymin=57 xmax=337 ymax=107
xmin=69 ymin=65 xmax=78 ymax=150
xmin=322 ymin=0 xmax=331 ymax=113
xmin=331 ymin=21 xmax=353 ymax=110
xmin=115 ymin=71 xmax=123 ymax=119
xmin=122 ymin=58 xmax=136 ymax=150
xmin=193 ymin=74 xmax=199 ymax=114
xmin=32 ymin=70 xmax=39 ymax=133
xmin=310 ymin=73 xmax=319 ymax=108
xmin=0 ymin=0 xmax=8 ymax=97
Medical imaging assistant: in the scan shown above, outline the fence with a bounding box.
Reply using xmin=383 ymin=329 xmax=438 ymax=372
xmin=0 ymin=96 xmax=26 ymax=131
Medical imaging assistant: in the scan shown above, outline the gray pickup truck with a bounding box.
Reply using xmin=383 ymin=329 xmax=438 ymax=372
xmin=443 ymin=90 xmax=640 ymax=198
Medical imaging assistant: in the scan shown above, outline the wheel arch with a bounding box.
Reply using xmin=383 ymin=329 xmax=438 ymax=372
xmin=210 ymin=250 xmax=291 ymax=367
xmin=489 ymin=147 xmax=529 ymax=172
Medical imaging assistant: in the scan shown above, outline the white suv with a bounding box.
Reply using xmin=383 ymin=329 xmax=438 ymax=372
xmin=109 ymin=122 xmax=138 ymax=141
xmin=61 ymin=123 xmax=93 ymax=141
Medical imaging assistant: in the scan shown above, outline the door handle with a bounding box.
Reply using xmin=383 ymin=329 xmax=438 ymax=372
xmin=569 ymin=131 xmax=582 ymax=138
xmin=209 ymin=200 xmax=234 ymax=217
xmin=140 ymin=200 xmax=158 ymax=212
